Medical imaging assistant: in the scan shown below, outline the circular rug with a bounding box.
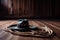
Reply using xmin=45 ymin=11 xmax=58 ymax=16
xmin=3 ymin=24 xmax=53 ymax=37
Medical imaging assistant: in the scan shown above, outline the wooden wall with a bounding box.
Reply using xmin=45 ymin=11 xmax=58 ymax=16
xmin=0 ymin=0 xmax=8 ymax=18
xmin=34 ymin=0 xmax=60 ymax=18
xmin=0 ymin=0 xmax=60 ymax=19
xmin=7 ymin=0 xmax=34 ymax=18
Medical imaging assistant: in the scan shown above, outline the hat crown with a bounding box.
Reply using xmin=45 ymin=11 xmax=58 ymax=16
xmin=17 ymin=19 xmax=29 ymax=28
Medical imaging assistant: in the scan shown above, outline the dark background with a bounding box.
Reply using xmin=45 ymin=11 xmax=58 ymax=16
xmin=0 ymin=0 xmax=60 ymax=19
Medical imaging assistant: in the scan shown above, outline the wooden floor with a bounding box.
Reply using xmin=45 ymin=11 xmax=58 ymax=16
xmin=0 ymin=19 xmax=60 ymax=40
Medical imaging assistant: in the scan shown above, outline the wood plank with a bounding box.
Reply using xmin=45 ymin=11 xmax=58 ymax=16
xmin=0 ymin=32 xmax=11 ymax=40
xmin=0 ymin=20 xmax=60 ymax=40
xmin=30 ymin=20 xmax=60 ymax=40
xmin=18 ymin=36 xmax=33 ymax=40
xmin=11 ymin=35 xmax=19 ymax=40
xmin=36 ymin=20 xmax=60 ymax=40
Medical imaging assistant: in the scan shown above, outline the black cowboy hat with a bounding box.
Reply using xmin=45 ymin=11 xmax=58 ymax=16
xmin=8 ymin=19 xmax=38 ymax=31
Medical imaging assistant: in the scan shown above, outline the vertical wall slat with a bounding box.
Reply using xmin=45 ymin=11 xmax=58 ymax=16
xmin=32 ymin=0 xmax=34 ymax=16
xmin=18 ymin=0 xmax=19 ymax=17
xmin=7 ymin=0 xmax=34 ymax=18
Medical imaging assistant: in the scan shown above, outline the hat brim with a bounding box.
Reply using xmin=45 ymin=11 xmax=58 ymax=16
xmin=8 ymin=24 xmax=38 ymax=31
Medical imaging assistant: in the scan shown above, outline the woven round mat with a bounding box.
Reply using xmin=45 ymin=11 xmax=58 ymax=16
xmin=3 ymin=25 xmax=53 ymax=37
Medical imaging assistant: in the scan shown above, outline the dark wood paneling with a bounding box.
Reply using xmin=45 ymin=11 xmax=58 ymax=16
xmin=9 ymin=0 xmax=34 ymax=18
xmin=0 ymin=0 xmax=60 ymax=18
xmin=34 ymin=0 xmax=60 ymax=18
